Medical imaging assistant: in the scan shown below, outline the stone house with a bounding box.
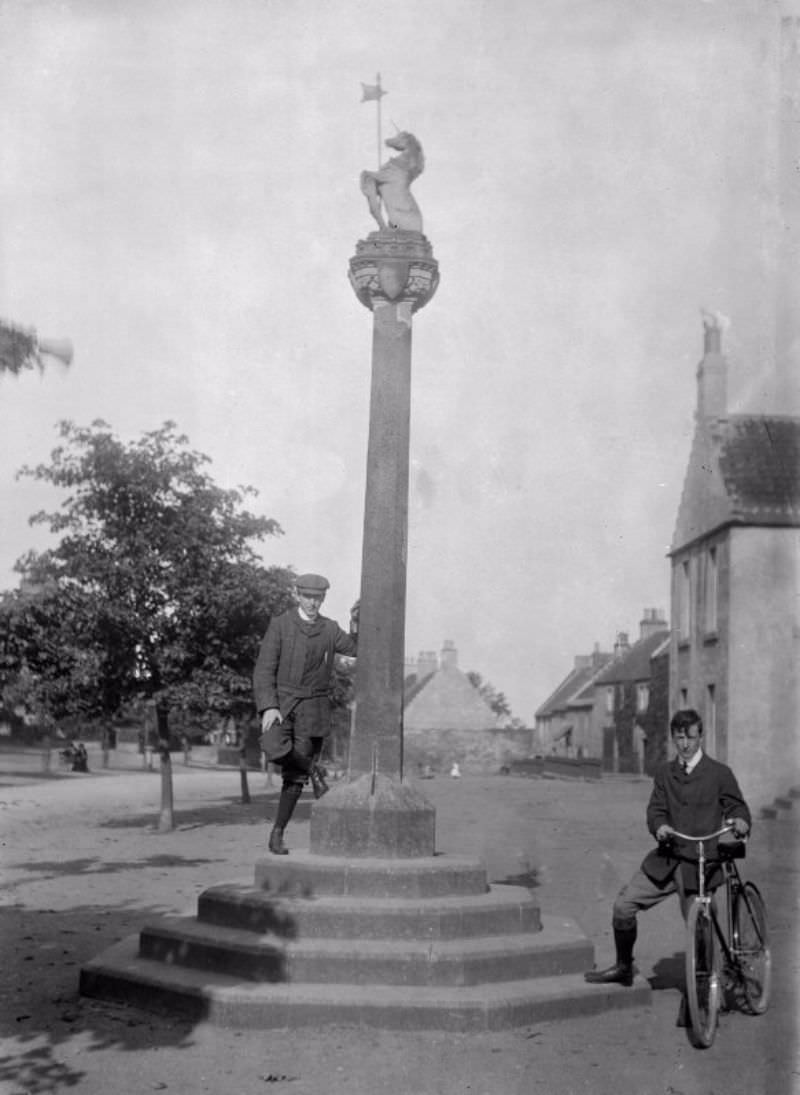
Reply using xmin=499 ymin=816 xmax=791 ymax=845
xmin=533 ymin=645 xmax=613 ymax=758
xmin=592 ymin=611 xmax=670 ymax=774
xmin=403 ymin=641 xmax=527 ymax=773
xmin=669 ymin=319 xmax=800 ymax=810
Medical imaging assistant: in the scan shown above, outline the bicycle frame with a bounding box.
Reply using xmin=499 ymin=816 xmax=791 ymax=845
xmin=670 ymin=824 xmax=769 ymax=1047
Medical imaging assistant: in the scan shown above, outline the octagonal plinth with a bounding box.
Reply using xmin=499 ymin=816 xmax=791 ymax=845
xmin=310 ymin=774 xmax=435 ymax=858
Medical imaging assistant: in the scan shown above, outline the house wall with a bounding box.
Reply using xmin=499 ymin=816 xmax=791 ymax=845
xmin=589 ymin=685 xmax=613 ymax=765
xmin=727 ymin=527 xmax=800 ymax=810
xmin=670 ymin=532 xmax=731 ymax=760
xmin=404 ymin=725 xmax=529 ymax=775
xmin=671 ymin=525 xmax=800 ymax=810
xmin=403 ymin=664 xmax=511 ymax=773
xmin=639 ymin=650 xmax=670 ymax=774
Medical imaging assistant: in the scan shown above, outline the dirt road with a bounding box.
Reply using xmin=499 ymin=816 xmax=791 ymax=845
xmin=0 ymin=750 xmax=797 ymax=1095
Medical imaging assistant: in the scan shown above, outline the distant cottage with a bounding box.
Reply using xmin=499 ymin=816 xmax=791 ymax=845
xmin=403 ymin=641 xmax=527 ymax=773
xmin=534 ymin=610 xmax=669 ymax=776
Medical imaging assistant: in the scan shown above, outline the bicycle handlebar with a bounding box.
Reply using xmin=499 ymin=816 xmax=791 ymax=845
xmin=665 ymin=824 xmax=736 ymax=842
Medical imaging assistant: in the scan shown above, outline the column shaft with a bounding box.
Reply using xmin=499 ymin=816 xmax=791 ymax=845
xmin=349 ymin=301 xmax=413 ymax=778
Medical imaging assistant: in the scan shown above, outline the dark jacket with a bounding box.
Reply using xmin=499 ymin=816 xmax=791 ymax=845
xmin=641 ymin=752 xmax=751 ymax=891
xmin=252 ymin=607 xmax=357 ymax=722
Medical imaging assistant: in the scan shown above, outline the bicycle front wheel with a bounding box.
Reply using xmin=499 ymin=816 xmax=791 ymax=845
xmin=732 ymin=881 xmax=771 ymax=1014
xmin=686 ymin=899 xmax=721 ymax=1048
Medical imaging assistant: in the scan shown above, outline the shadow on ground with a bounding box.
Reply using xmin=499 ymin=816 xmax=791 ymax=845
xmin=491 ymin=868 xmax=541 ymax=889
xmin=2 ymin=853 xmax=225 ymax=885
xmin=0 ymin=900 xmax=209 ymax=1094
xmin=94 ymin=791 xmax=314 ymax=832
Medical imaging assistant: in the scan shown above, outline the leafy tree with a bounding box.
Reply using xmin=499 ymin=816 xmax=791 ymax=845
xmin=11 ymin=419 xmax=291 ymax=827
xmin=466 ymin=670 xmax=512 ymax=720
xmin=0 ymin=319 xmax=72 ymax=375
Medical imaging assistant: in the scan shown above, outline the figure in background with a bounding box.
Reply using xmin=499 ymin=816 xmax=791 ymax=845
xmin=253 ymin=573 xmax=359 ymax=855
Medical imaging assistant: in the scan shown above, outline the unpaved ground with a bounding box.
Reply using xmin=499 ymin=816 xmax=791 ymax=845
xmin=0 ymin=747 xmax=798 ymax=1095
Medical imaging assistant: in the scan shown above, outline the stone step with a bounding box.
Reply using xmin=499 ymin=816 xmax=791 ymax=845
xmin=80 ymin=934 xmax=651 ymax=1031
xmin=198 ymin=881 xmax=541 ymax=939
xmin=138 ymin=912 xmax=591 ymax=987
xmin=253 ymin=851 xmax=489 ymax=898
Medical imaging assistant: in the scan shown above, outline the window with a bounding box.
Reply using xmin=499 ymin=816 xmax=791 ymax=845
xmin=679 ymin=558 xmax=691 ymax=641
xmin=704 ymin=546 xmax=718 ymax=633
xmin=636 ymin=684 xmax=649 ymax=713
xmin=605 ymin=687 xmax=614 ymax=715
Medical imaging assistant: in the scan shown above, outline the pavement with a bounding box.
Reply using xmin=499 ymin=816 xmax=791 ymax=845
xmin=0 ymin=743 xmax=798 ymax=1095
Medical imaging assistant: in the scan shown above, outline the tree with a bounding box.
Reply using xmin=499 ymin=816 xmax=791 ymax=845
xmin=11 ymin=419 xmax=291 ymax=827
xmin=0 ymin=319 xmax=72 ymax=375
xmin=466 ymin=670 xmax=512 ymax=720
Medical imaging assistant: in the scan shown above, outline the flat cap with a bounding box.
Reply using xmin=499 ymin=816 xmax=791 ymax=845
xmin=295 ymin=573 xmax=330 ymax=593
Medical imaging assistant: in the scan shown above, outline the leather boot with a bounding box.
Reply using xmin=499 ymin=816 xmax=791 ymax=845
xmin=268 ymin=827 xmax=288 ymax=855
xmin=584 ymin=923 xmax=636 ymax=986
xmin=309 ymin=764 xmax=329 ymax=800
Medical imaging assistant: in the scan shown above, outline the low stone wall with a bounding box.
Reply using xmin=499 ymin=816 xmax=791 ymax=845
xmin=507 ymin=756 xmax=602 ymax=781
xmin=216 ymin=745 xmax=262 ymax=770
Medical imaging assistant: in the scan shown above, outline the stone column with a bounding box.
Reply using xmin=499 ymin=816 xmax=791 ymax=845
xmin=347 ymin=229 xmax=439 ymax=779
xmin=308 ymin=229 xmax=438 ymax=859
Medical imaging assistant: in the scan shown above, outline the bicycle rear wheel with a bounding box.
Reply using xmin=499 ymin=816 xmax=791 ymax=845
xmin=686 ymin=899 xmax=721 ymax=1048
xmin=732 ymin=881 xmax=771 ymax=1014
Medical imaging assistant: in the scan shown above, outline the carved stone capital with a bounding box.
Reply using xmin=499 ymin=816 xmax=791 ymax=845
xmin=349 ymin=230 xmax=439 ymax=313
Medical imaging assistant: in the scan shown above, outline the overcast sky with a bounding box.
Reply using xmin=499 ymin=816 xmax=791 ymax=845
xmin=0 ymin=0 xmax=794 ymax=722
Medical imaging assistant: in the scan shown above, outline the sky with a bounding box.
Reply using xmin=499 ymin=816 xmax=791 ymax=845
xmin=0 ymin=0 xmax=795 ymax=724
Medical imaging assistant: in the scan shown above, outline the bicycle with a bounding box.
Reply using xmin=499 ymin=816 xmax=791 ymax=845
xmin=668 ymin=824 xmax=771 ymax=1048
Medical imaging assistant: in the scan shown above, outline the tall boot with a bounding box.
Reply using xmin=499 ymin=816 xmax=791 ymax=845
xmin=584 ymin=921 xmax=637 ymax=986
xmin=286 ymin=748 xmax=328 ymax=800
xmin=269 ymin=782 xmax=303 ymax=855
xmin=309 ymin=763 xmax=329 ymax=800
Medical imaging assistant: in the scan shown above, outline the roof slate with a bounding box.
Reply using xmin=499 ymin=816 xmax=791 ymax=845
xmin=718 ymin=416 xmax=800 ymax=521
xmin=535 ymin=654 xmax=613 ymax=718
xmin=672 ymin=413 xmax=800 ymax=550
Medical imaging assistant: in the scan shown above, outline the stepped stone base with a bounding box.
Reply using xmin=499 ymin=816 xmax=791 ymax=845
xmin=80 ymin=846 xmax=651 ymax=1030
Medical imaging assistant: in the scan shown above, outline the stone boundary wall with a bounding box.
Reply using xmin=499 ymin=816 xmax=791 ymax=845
xmin=216 ymin=745 xmax=262 ymax=770
xmin=507 ymin=756 xmax=603 ymax=781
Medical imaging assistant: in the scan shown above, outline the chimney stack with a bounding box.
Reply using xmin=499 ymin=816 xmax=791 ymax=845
xmin=416 ymin=650 xmax=438 ymax=679
xmin=639 ymin=608 xmax=667 ymax=641
xmin=696 ymin=311 xmax=728 ymax=421
xmin=440 ymin=639 xmax=458 ymax=669
xmin=613 ymin=631 xmax=630 ymax=658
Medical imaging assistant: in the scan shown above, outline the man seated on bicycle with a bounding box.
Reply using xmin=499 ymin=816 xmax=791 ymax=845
xmin=585 ymin=708 xmax=751 ymax=986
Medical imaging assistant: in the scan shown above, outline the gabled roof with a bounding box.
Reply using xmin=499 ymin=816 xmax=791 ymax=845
xmin=594 ymin=629 xmax=670 ymax=685
xmin=672 ymin=414 xmax=800 ymax=552
xmin=404 ymin=671 xmax=435 ymax=705
xmin=403 ymin=663 xmax=498 ymax=731
xmin=535 ymin=653 xmax=613 ymax=719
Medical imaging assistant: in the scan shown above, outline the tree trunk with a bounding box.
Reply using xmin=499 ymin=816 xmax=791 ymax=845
xmin=238 ymin=723 xmax=251 ymax=804
xmin=156 ymin=703 xmax=174 ymax=832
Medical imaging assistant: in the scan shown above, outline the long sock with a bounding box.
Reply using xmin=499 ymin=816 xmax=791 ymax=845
xmin=274 ymin=782 xmax=303 ymax=830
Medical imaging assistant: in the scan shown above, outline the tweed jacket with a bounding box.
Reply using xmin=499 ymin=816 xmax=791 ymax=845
xmin=640 ymin=752 xmax=751 ymax=891
xmin=252 ymin=608 xmax=357 ymax=725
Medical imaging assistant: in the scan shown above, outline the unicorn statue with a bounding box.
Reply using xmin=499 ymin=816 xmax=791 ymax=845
xmin=360 ymin=131 xmax=425 ymax=233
